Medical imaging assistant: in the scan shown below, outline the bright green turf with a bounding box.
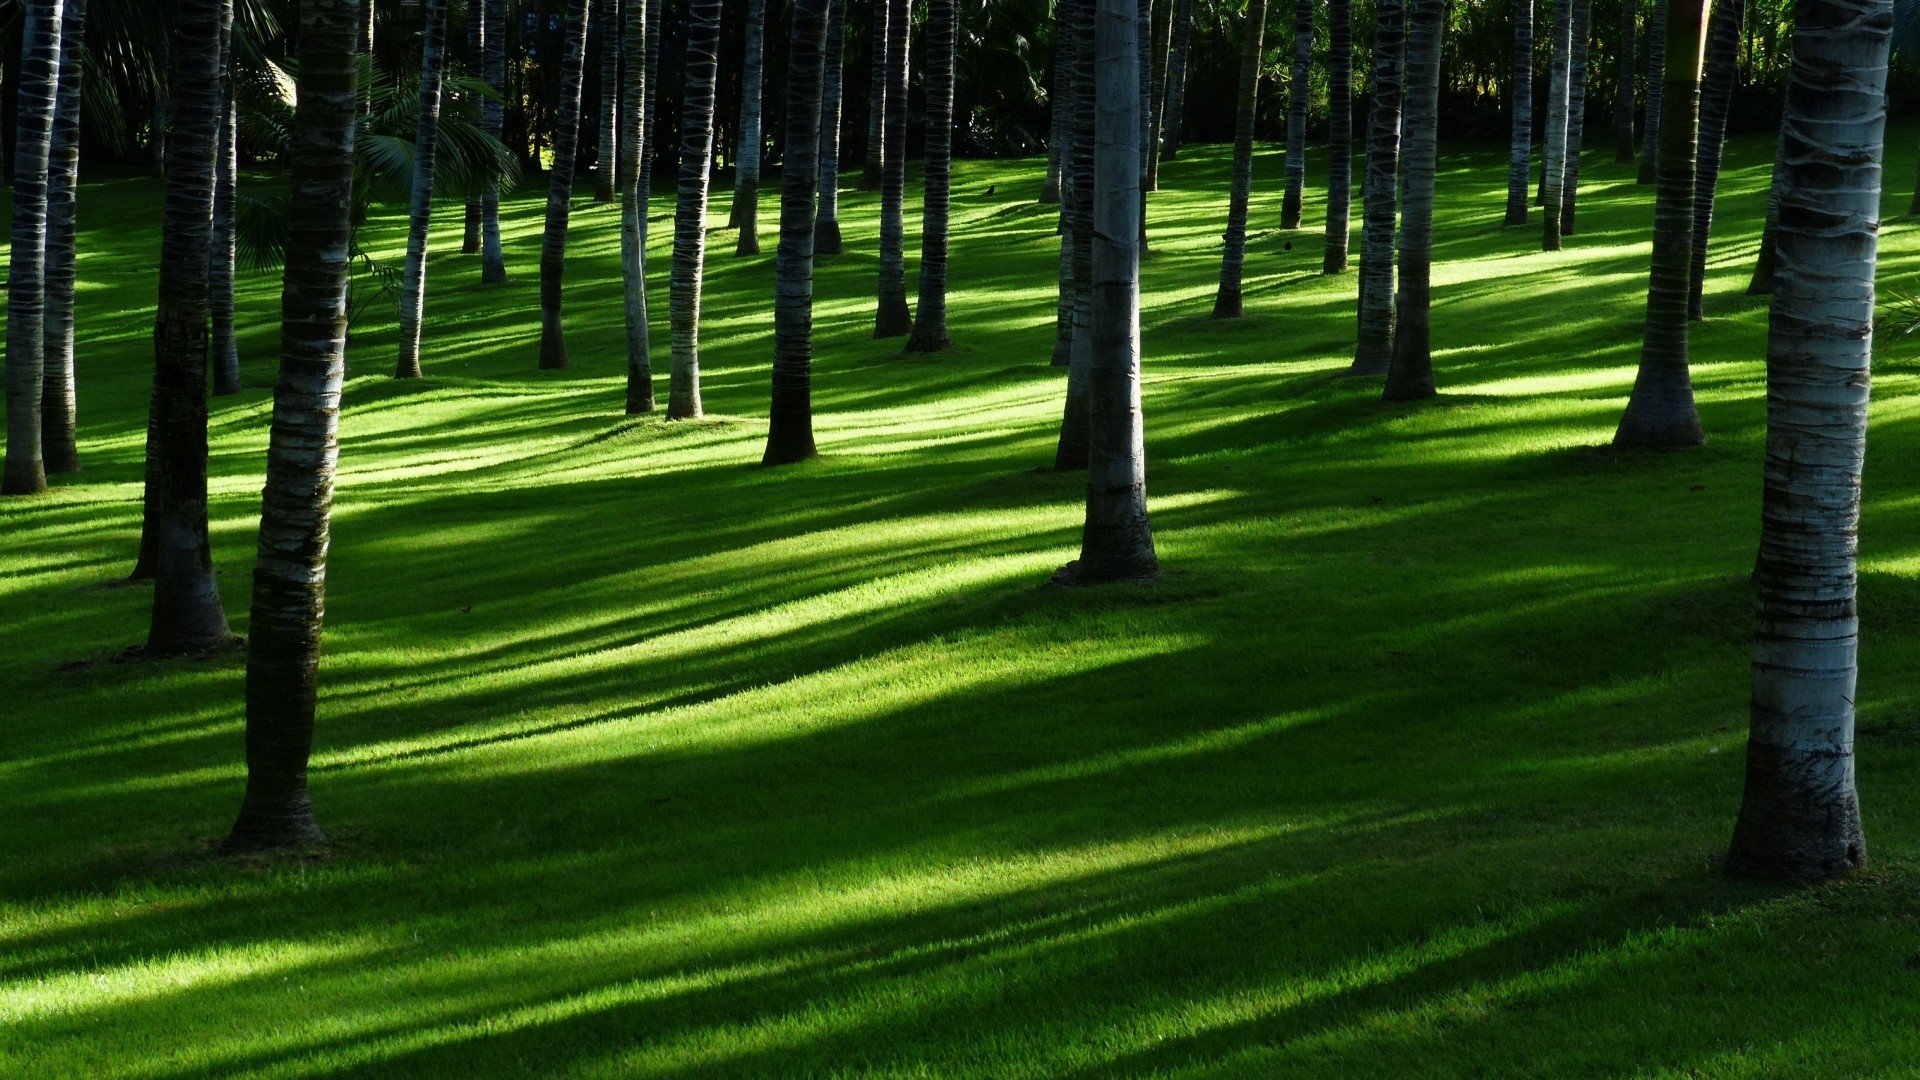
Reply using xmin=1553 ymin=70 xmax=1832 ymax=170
xmin=6 ymin=131 xmax=1920 ymax=1077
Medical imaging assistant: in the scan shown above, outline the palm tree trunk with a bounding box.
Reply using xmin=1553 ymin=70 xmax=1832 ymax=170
xmin=1352 ymin=0 xmax=1403 ymax=375
xmin=479 ymin=0 xmax=508 ymax=283
xmin=1505 ymin=0 xmax=1534 ymax=224
xmin=1613 ymin=0 xmax=1710 ymax=449
xmin=1052 ymin=0 xmax=1087 ymax=367
xmin=1212 ymin=0 xmax=1267 ymax=319
xmin=1638 ymin=0 xmax=1667 ymax=184
xmin=668 ymin=0 xmax=722 ymax=420
xmin=873 ymin=0 xmax=913 ymax=337
xmin=396 ymin=0 xmax=450 ymax=379
xmin=2 ymin=0 xmax=60 ymax=496
xmin=538 ymin=0 xmax=592 ymax=370
xmin=1322 ymin=0 xmax=1353 ymax=273
xmin=1043 ymin=12 xmax=1069 ymax=205
xmin=211 ymin=9 xmax=242 ymax=398
xmin=1144 ymin=0 xmax=1173 ymax=192
xmin=41 ymin=0 xmax=85 ymax=470
xmin=462 ymin=5 xmax=484 ymax=251
xmin=1382 ymin=0 xmax=1441 ymax=402
xmin=729 ymin=0 xmax=767 ymax=254
xmin=1613 ymin=0 xmax=1636 ymax=162
xmin=1281 ymin=0 xmax=1312 ymax=230
xmin=1160 ymin=0 xmax=1196 ymax=160
xmin=146 ymin=0 xmax=231 ymax=654
xmin=860 ymin=0 xmax=886 ymax=191
xmin=1749 ymin=118 xmax=1785 ymax=295
xmin=1724 ymin=0 xmax=1888 ymax=884
xmin=1135 ymin=0 xmax=1152 ymax=251
xmin=815 ymin=0 xmax=847 ymax=252
xmin=905 ymin=0 xmax=956 ymax=353
xmin=594 ymin=0 xmax=618 ymax=203
xmin=1055 ymin=0 xmax=1096 ymax=469
xmin=1066 ymin=0 xmax=1158 ymax=585
xmin=152 ymin=80 xmax=168 ymax=174
xmin=765 ymin=0 xmax=830 ymax=465
xmin=620 ymin=0 xmax=652 ymax=413
xmin=1685 ymin=0 xmax=1746 ymax=320
xmin=1559 ymin=0 xmax=1591 ymax=235
xmin=222 ymin=0 xmax=361 ymax=854
xmin=1541 ymin=0 xmax=1571 ymax=251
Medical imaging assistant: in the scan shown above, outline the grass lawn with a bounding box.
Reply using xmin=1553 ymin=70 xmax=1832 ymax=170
xmin=6 ymin=130 xmax=1920 ymax=1077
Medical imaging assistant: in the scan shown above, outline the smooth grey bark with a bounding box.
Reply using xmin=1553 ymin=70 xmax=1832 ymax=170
xmin=1725 ymin=0 xmax=1888 ymax=884
xmin=1145 ymin=0 xmax=1172 ymax=191
xmin=1323 ymin=0 xmax=1353 ymax=272
xmin=595 ymin=0 xmax=618 ymax=202
xmin=538 ymin=0 xmax=592 ymax=369
xmin=3 ymin=0 xmax=60 ymax=496
xmin=730 ymin=0 xmax=767 ymax=253
xmin=1613 ymin=0 xmax=1709 ymax=448
xmin=1750 ymin=118 xmax=1786 ymax=294
xmin=1541 ymin=0 xmax=1572 ymax=251
xmin=42 ymin=0 xmax=85 ymax=469
xmin=1383 ymin=0 xmax=1441 ymax=402
xmin=1505 ymin=0 xmax=1534 ymax=224
xmin=222 ymin=0 xmax=361 ymax=854
xmin=1560 ymin=0 xmax=1591 ymax=234
xmin=620 ymin=0 xmax=653 ymax=413
xmin=1135 ymin=0 xmax=1152 ymax=250
xmin=815 ymin=0 xmax=847 ymax=252
xmin=1353 ymin=0 xmax=1403 ymax=375
xmin=1281 ymin=0 xmax=1312 ymax=229
xmin=396 ymin=0 xmax=450 ymax=379
xmin=905 ymin=0 xmax=956 ymax=352
xmin=479 ymin=0 xmax=508 ymax=283
xmin=860 ymin=0 xmax=886 ymax=190
xmin=1052 ymin=0 xmax=1087 ymax=367
xmin=211 ymin=1 xmax=242 ymax=398
xmin=873 ymin=0 xmax=912 ymax=337
xmin=765 ymin=0 xmax=829 ymax=465
xmin=1638 ymin=0 xmax=1668 ymax=184
xmin=1685 ymin=0 xmax=1747 ymax=320
xmin=462 ymin=6 xmax=484 ymax=251
xmin=668 ymin=0 xmax=722 ymax=420
xmin=1160 ymin=0 xmax=1196 ymax=159
xmin=1613 ymin=0 xmax=1636 ymax=162
xmin=1055 ymin=0 xmax=1095 ymax=468
xmin=1212 ymin=0 xmax=1266 ymax=319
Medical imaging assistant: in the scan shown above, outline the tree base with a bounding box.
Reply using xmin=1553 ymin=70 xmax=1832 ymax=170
xmin=816 ymin=220 xmax=843 ymax=255
xmin=858 ymin=166 xmax=882 ymax=192
xmin=43 ymin=445 xmax=80 ymax=475
xmin=1612 ymin=404 xmax=1706 ymax=450
xmin=904 ymin=324 xmax=951 ymax=353
xmin=1210 ymin=289 xmax=1242 ymax=319
xmin=626 ymin=374 xmax=655 ymax=415
xmin=1322 ymin=253 xmax=1348 ymax=275
xmin=539 ymin=324 xmax=568 ymax=370
xmin=1725 ymin=742 xmax=1867 ymax=884
xmin=1503 ymin=206 xmax=1526 ymax=226
xmin=1051 ymin=336 xmax=1072 ymax=367
xmin=874 ymin=299 xmax=914 ymax=338
xmin=481 ymin=264 xmax=507 ymax=285
xmin=221 ymin=799 xmax=326 ymax=855
xmin=2 ymin=460 xmax=48 ymax=495
xmin=1347 ymin=348 xmax=1391 ymax=377
xmin=762 ymin=438 xmax=818 ymax=467
xmin=1050 ymin=558 xmax=1161 ymax=588
xmin=736 ymin=231 xmax=760 ymax=257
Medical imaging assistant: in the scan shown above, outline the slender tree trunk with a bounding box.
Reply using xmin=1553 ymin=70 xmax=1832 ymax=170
xmin=1749 ymin=117 xmax=1785 ymax=295
xmin=462 ymin=4 xmax=484 ymax=252
xmin=1613 ymin=0 xmax=1710 ymax=448
xmin=41 ymin=0 xmax=85 ymax=469
xmin=146 ymin=0 xmax=231 ymax=654
xmin=668 ymin=0 xmax=722 ymax=420
xmin=222 ymin=0 xmax=361 ymax=854
xmin=1638 ymin=0 xmax=1668 ymax=184
xmin=396 ymin=0 xmax=450 ymax=379
xmin=1051 ymin=0 xmax=1086 ymax=367
xmin=595 ymin=0 xmax=618 ymax=202
xmin=1043 ymin=9 xmax=1069 ymax=205
xmin=860 ymin=0 xmax=886 ymax=190
xmin=1686 ymin=0 xmax=1746 ymax=320
xmin=2 ymin=0 xmax=60 ymax=496
xmin=1135 ymin=0 xmax=1152 ymax=251
xmin=1353 ymin=0 xmax=1403 ymax=375
xmin=1542 ymin=0 xmax=1572 ymax=251
xmin=1725 ymin=0 xmax=1888 ymax=884
xmin=815 ymin=0 xmax=847 ymax=252
xmin=874 ymin=0 xmax=913 ymax=337
xmin=211 ymin=8 xmax=242 ymax=398
xmin=152 ymin=80 xmax=168 ymax=174
xmin=765 ymin=0 xmax=829 ymax=464
xmin=1560 ymin=0 xmax=1591 ymax=234
xmin=1212 ymin=0 xmax=1267 ymax=319
xmin=1383 ymin=0 xmax=1441 ymax=402
xmin=620 ymin=0 xmax=653 ymax=413
xmin=1323 ymin=0 xmax=1353 ymax=272
xmin=538 ymin=0 xmax=592 ymax=370
xmin=1056 ymin=0 xmax=1096 ymax=469
xmin=730 ymin=0 xmax=766 ymax=253
xmin=905 ymin=0 xmax=956 ymax=352
xmin=1145 ymin=0 xmax=1173 ymax=191
xmin=1613 ymin=0 xmax=1636 ymax=162
xmin=479 ymin=0 xmax=508 ymax=283
xmin=1160 ymin=0 xmax=1196 ymax=160
xmin=1505 ymin=0 xmax=1534 ymax=224
xmin=1281 ymin=0 xmax=1312 ymax=229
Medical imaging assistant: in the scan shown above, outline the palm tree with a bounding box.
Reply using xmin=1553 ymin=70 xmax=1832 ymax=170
xmin=1159 ymin=0 xmax=1195 ymax=160
xmin=815 ymin=0 xmax=847 ymax=253
xmin=765 ymin=0 xmax=830 ymax=466
xmin=479 ymin=0 xmax=508 ymax=284
xmin=1724 ymin=0 xmax=1889 ymax=884
xmin=874 ymin=0 xmax=913 ymax=337
xmin=905 ymin=0 xmax=956 ymax=353
xmin=1686 ymin=0 xmax=1747 ymax=320
xmin=1638 ymin=0 xmax=1667 ymax=184
xmin=1613 ymin=0 xmax=1710 ymax=448
xmin=396 ymin=0 xmax=451 ymax=380
xmin=538 ymin=0 xmax=593 ymax=370
xmin=620 ymin=0 xmax=653 ymax=413
xmin=1541 ymin=0 xmax=1571 ymax=251
xmin=1613 ymin=0 xmax=1636 ymax=162
xmin=1352 ymin=0 xmax=1403 ymax=375
xmin=1144 ymin=0 xmax=1172 ymax=191
xmin=594 ymin=0 xmax=618 ymax=202
xmin=1051 ymin=0 xmax=1086 ymax=367
xmin=462 ymin=7 xmax=484 ymax=250
xmin=1055 ymin=0 xmax=1095 ymax=469
xmin=1212 ymin=0 xmax=1266 ymax=319
xmin=1280 ymin=0 xmax=1312 ymax=230
xmin=860 ymin=0 xmax=886 ymax=190
xmin=146 ymin=0 xmax=231 ymax=654
xmin=1382 ymin=0 xmax=1441 ymax=402
xmin=1504 ymin=0 xmax=1533 ymax=224
xmin=730 ymin=0 xmax=768 ymax=255
xmin=1749 ymin=121 xmax=1785 ymax=295
xmin=1322 ymin=0 xmax=1353 ymax=273
xmin=1559 ymin=0 xmax=1591 ymax=234
xmin=1064 ymin=0 xmax=1158 ymax=585
xmin=41 ymin=0 xmax=86 ymax=472
xmin=3 ymin=0 xmax=62 ymax=497
xmin=211 ymin=0 xmax=242 ymax=397
xmin=1043 ymin=12 xmax=1068 ymax=205
xmin=1134 ymin=0 xmax=1152 ymax=249
xmin=222 ymin=0 xmax=362 ymax=854
xmin=668 ymin=0 xmax=723 ymax=420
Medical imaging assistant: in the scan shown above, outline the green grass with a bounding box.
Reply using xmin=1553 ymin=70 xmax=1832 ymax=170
xmin=6 ymin=131 xmax=1920 ymax=1077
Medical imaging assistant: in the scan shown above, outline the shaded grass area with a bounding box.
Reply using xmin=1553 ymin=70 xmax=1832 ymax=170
xmin=5 ymin=132 xmax=1920 ymax=1076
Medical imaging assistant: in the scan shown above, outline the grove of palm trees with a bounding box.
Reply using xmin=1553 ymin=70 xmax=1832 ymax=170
xmin=5 ymin=0 xmax=1920 ymax=1073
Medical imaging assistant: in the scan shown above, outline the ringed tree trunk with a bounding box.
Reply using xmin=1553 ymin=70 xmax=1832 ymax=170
xmin=1724 ymin=0 xmax=1889 ymax=884
xmin=396 ymin=0 xmax=450 ymax=380
xmin=1051 ymin=0 xmax=1087 ymax=367
xmin=538 ymin=0 xmax=593 ymax=370
xmin=1322 ymin=0 xmax=1353 ymax=273
xmin=1159 ymin=0 xmax=1196 ymax=160
xmin=1541 ymin=0 xmax=1572 ymax=252
xmin=595 ymin=0 xmax=618 ymax=202
xmin=1212 ymin=0 xmax=1266 ymax=319
xmin=1352 ymin=0 xmax=1404 ymax=375
xmin=222 ymin=0 xmax=361 ymax=854
xmin=1280 ymin=0 xmax=1312 ymax=230
xmin=815 ymin=0 xmax=847 ymax=252
xmin=1382 ymin=0 xmax=1441 ymax=402
xmin=1749 ymin=118 xmax=1786 ymax=294
xmin=860 ymin=0 xmax=886 ymax=190
xmin=1638 ymin=0 xmax=1668 ymax=184
xmin=1685 ymin=0 xmax=1747 ymax=320
xmin=462 ymin=5 xmax=483 ymax=251
xmin=620 ymin=0 xmax=653 ymax=413
xmin=1613 ymin=0 xmax=1710 ymax=449
xmin=1064 ymin=0 xmax=1158 ymax=586
xmin=1559 ymin=0 xmax=1591 ymax=235
xmin=1504 ymin=0 xmax=1534 ymax=225
xmin=1613 ymin=0 xmax=1636 ymax=162
xmin=2 ymin=0 xmax=61 ymax=496
xmin=479 ymin=0 xmax=509 ymax=283
xmin=905 ymin=0 xmax=956 ymax=353
xmin=1144 ymin=0 xmax=1172 ymax=191
xmin=1043 ymin=8 xmax=1069 ymax=205
xmin=668 ymin=0 xmax=723 ymax=420
xmin=873 ymin=0 xmax=913 ymax=338
xmin=764 ymin=0 xmax=830 ymax=465
xmin=147 ymin=0 xmax=232 ymax=654
xmin=1135 ymin=0 xmax=1152 ymax=251
xmin=1055 ymin=0 xmax=1096 ymax=469
xmin=211 ymin=0 xmax=243 ymax=398
xmin=730 ymin=0 xmax=767 ymax=254
xmin=41 ymin=0 xmax=86 ymax=471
